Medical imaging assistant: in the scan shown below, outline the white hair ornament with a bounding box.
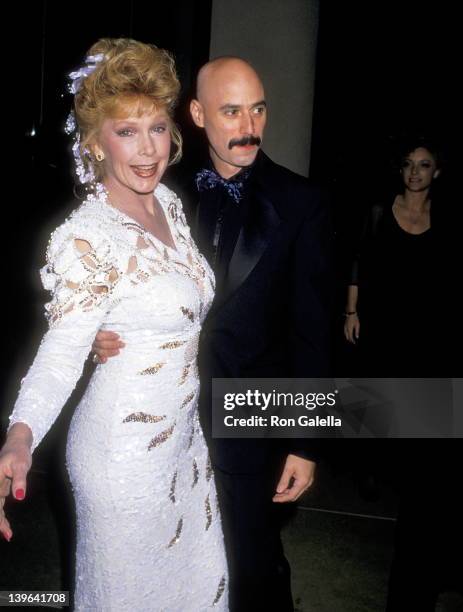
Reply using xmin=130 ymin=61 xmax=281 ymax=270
xmin=65 ymin=53 xmax=105 ymax=185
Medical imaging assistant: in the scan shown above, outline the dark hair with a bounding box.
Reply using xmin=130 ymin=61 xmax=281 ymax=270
xmin=395 ymin=135 xmax=444 ymax=170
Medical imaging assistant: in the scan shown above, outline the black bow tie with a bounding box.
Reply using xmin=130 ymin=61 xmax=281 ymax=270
xmin=195 ymin=168 xmax=251 ymax=203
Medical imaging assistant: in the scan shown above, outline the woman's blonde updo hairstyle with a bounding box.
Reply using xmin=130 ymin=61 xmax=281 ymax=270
xmin=73 ymin=38 xmax=182 ymax=181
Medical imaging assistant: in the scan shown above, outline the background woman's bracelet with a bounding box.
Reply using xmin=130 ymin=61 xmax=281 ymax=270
xmin=343 ymin=311 xmax=357 ymax=317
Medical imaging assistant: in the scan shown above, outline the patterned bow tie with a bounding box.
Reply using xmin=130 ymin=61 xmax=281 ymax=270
xmin=195 ymin=168 xmax=251 ymax=204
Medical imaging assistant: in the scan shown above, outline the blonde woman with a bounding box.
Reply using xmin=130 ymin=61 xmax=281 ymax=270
xmin=0 ymin=38 xmax=227 ymax=611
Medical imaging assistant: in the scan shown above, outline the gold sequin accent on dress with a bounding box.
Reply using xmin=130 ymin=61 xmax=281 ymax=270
xmin=187 ymin=426 xmax=195 ymax=450
xmin=180 ymin=306 xmax=194 ymax=322
xmin=206 ymin=456 xmax=213 ymax=481
xmin=139 ymin=362 xmax=165 ymax=376
xmin=159 ymin=340 xmax=187 ymax=350
xmin=169 ymin=471 xmax=177 ymax=504
xmin=167 ymin=517 xmax=183 ymax=548
xmin=205 ymin=494 xmax=212 ymax=530
xmin=180 ymin=391 xmax=195 ymax=409
xmin=192 ymin=459 xmax=199 ymax=488
xmin=179 ymin=364 xmax=190 ymax=385
xmin=122 ymin=221 xmax=143 ymax=233
xmin=212 ymin=575 xmax=226 ymax=606
xmin=122 ymin=412 xmax=166 ymax=424
xmin=168 ymin=201 xmax=178 ymax=222
xmin=147 ymin=423 xmax=175 ymax=450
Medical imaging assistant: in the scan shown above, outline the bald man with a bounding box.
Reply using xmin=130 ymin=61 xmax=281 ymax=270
xmin=94 ymin=57 xmax=333 ymax=611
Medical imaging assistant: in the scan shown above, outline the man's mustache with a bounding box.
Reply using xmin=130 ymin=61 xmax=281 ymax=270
xmin=228 ymin=135 xmax=262 ymax=150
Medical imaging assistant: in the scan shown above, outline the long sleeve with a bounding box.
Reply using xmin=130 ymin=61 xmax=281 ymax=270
xmin=8 ymin=219 xmax=121 ymax=452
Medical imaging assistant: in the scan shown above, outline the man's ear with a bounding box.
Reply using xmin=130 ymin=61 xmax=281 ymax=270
xmin=190 ymin=99 xmax=205 ymax=128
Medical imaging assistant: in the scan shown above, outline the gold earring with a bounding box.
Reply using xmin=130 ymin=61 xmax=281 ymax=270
xmin=95 ymin=152 xmax=105 ymax=162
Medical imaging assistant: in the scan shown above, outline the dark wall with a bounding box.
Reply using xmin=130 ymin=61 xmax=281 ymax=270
xmin=309 ymin=0 xmax=460 ymax=326
xmin=310 ymin=0 xmax=459 ymax=200
xmin=20 ymin=1 xmax=211 ymax=182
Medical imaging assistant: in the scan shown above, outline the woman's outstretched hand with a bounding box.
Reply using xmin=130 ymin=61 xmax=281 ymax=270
xmin=0 ymin=424 xmax=33 ymax=541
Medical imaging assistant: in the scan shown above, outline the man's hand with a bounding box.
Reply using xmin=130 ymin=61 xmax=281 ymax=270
xmin=273 ymin=454 xmax=316 ymax=503
xmin=92 ymin=330 xmax=125 ymax=364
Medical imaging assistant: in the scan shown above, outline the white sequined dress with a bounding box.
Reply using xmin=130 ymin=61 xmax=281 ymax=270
xmin=8 ymin=183 xmax=228 ymax=611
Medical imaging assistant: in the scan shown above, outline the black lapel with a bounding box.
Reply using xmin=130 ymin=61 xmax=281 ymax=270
xmin=214 ymin=199 xmax=242 ymax=291
xmin=220 ymin=155 xmax=282 ymax=302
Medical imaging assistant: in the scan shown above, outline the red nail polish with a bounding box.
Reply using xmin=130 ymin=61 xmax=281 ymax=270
xmin=15 ymin=489 xmax=25 ymax=500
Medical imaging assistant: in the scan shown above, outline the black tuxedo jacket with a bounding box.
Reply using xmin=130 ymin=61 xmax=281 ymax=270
xmin=177 ymin=151 xmax=334 ymax=473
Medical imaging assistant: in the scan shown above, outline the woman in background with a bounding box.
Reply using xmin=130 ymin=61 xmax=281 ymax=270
xmin=344 ymin=137 xmax=460 ymax=608
xmin=343 ymin=136 xmax=450 ymax=376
